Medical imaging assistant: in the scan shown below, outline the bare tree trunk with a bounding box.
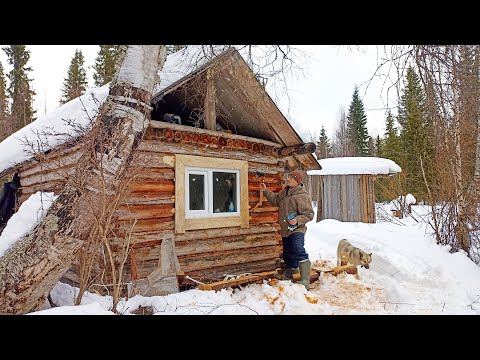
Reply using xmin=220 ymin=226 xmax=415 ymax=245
xmin=472 ymin=45 xmax=480 ymax=194
xmin=0 ymin=45 xmax=166 ymax=314
xmin=452 ymin=87 xmax=470 ymax=253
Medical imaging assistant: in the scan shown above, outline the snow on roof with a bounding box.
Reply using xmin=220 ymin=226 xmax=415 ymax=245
xmin=152 ymin=45 xmax=229 ymax=95
xmin=0 ymin=46 xmax=228 ymax=175
xmin=0 ymin=84 xmax=110 ymax=174
xmin=307 ymin=157 xmax=401 ymax=176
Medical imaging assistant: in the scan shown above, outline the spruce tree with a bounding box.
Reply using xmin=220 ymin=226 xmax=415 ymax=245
xmin=315 ymin=126 xmax=332 ymax=159
xmin=397 ymin=66 xmax=432 ymax=199
xmin=60 ymin=49 xmax=88 ymax=104
xmin=375 ymin=135 xmax=382 ymax=157
xmin=346 ymin=86 xmax=369 ymax=156
xmin=2 ymin=45 xmax=36 ymax=131
xmin=379 ymin=110 xmax=401 ymax=165
xmin=0 ymin=62 xmax=8 ymax=141
xmin=367 ymin=135 xmax=375 ymax=156
xmin=92 ymin=45 xmax=127 ymax=87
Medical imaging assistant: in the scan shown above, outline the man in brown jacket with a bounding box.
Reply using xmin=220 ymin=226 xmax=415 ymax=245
xmin=260 ymin=170 xmax=314 ymax=290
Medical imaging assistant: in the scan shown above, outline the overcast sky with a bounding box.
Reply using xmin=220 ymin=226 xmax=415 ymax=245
xmin=0 ymin=45 xmax=399 ymax=141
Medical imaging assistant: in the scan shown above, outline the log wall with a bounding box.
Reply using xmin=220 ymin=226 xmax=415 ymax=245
xmin=12 ymin=124 xmax=286 ymax=285
xmin=123 ymin=125 xmax=285 ymax=283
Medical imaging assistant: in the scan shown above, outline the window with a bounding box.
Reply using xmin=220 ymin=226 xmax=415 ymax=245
xmin=186 ymin=169 xmax=239 ymax=218
xmin=175 ymin=155 xmax=248 ymax=233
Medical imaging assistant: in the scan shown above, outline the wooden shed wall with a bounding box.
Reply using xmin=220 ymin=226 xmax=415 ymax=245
xmin=307 ymin=174 xmax=375 ymax=223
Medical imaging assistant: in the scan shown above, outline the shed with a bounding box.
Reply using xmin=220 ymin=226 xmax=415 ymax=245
xmin=305 ymin=157 xmax=401 ymax=223
xmin=0 ymin=46 xmax=320 ymax=294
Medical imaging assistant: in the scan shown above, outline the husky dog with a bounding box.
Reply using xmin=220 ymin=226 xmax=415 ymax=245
xmin=337 ymin=239 xmax=372 ymax=269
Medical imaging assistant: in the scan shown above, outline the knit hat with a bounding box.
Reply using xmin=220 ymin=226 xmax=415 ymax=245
xmin=289 ymin=171 xmax=304 ymax=184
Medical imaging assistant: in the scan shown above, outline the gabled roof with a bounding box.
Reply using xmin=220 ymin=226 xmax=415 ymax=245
xmin=0 ymin=46 xmax=319 ymax=177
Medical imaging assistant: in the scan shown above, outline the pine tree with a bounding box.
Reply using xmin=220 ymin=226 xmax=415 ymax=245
xmin=60 ymin=49 xmax=88 ymax=105
xmin=315 ymin=126 xmax=332 ymax=159
xmin=92 ymin=45 xmax=127 ymax=87
xmin=397 ymin=66 xmax=433 ymax=199
xmin=0 ymin=62 xmax=8 ymax=141
xmin=346 ymin=86 xmax=369 ymax=156
xmin=3 ymin=45 xmax=36 ymax=132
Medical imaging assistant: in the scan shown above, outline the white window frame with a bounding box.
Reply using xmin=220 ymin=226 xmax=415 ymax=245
xmin=175 ymin=155 xmax=249 ymax=234
xmin=185 ymin=168 xmax=240 ymax=219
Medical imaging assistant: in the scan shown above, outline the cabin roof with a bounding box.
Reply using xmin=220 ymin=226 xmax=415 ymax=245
xmin=0 ymin=46 xmax=319 ymax=177
xmin=307 ymin=157 xmax=401 ymax=176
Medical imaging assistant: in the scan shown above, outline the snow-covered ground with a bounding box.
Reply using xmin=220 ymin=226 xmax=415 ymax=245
xmin=30 ymin=204 xmax=480 ymax=315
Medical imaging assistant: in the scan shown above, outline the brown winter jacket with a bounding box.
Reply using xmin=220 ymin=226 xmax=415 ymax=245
xmin=263 ymin=183 xmax=314 ymax=238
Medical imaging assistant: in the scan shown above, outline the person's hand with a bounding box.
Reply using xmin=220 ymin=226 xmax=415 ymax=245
xmin=287 ymin=217 xmax=298 ymax=225
xmin=259 ymin=183 xmax=266 ymax=191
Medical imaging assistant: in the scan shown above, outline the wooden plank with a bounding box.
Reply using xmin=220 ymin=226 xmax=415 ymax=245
xmin=204 ymin=69 xmax=216 ymax=131
xmin=197 ymin=271 xmax=276 ymax=291
xmin=186 ymin=216 xmax=242 ymax=231
xmin=240 ymin=161 xmax=249 ymax=228
xmin=175 ymin=155 xmax=186 ymax=234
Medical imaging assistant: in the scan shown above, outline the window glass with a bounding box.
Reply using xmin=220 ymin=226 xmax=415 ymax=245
xmin=213 ymin=171 xmax=237 ymax=213
xmin=188 ymin=173 xmax=205 ymax=210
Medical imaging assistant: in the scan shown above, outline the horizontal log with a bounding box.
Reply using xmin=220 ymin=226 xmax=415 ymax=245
xmin=20 ymin=181 xmax=64 ymax=196
xmin=137 ymin=141 xmax=280 ymax=165
xmin=247 ymin=173 xmax=282 ymax=185
xmin=247 ymin=163 xmax=284 ymax=175
xmin=121 ymin=196 xmax=175 ymax=206
xmin=279 ymin=142 xmax=316 ymax=157
xmin=133 ymin=233 xmax=280 ymax=261
xmin=20 ymin=145 xmax=84 ymax=177
xmin=125 ymin=167 xmax=174 ymax=180
xmin=20 ymin=168 xmax=74 ymax=187
xmin=251 ymin=206 xmax=278 ymax=213
xmin=129 ymin=224 xmax=280 ymax=244
xmin=118 ymin=218 xmax=175 ymax=233
xmin=313 ymin=265 xmax=358 ymax=276
xmin=149 ymin=120 xmax=282 ymax=148
xmin=136 ymin=247 xmax=280 ymax=279
xmin=197 ymin=271 xmax=277 ymax=291
xmin=115 ymin=204 xmax=175 ymax=221
xmin=184 ymin=259 xmax=280 ymax=282
xmin=128 ymin=181 xmax=174 ymax=193
xmin=248 ymin=184 xmax=283 ymax=192
xmin=249 ymin=213 xmax=279 ymax=224
xmin=132 ymin=151 xmax=175 ymax=168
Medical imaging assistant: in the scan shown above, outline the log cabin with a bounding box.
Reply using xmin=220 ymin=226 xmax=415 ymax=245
xmin=0 ymin=46 xmax=320 ymax=295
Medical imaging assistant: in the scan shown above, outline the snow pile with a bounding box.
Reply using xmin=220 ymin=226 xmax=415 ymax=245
xmin=0 ymin=192 xmax=58 ymax=258
xmin=31 ymin=203 xmax=480 ymax=315
xmin=308 ymin=157 xmax=401 ymax=176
